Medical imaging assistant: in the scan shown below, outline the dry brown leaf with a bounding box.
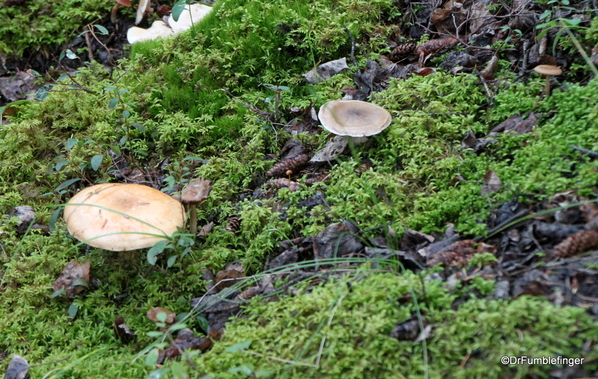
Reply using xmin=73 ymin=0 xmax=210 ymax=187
xmin=427 ymin=240 xmax=497 ymax=267
xmin=52 ymin=261 xmax=90 ymax=298
xmin=147 ymin=307 xmax=176 ymax=324
xmin=481 ymin=169 xmax=502 ymax=195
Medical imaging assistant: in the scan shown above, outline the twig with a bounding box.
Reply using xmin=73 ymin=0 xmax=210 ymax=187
xmin=475 ymin=69 xmax=494 ymax=107
xmin=84 ymin=31 xmax=95 ymax=62
xmin=569 ymin=144 xmax=598 ymax=156
xmin=87 ymin=24 xmax=114 ymax=65
xmin=341 ymin=25 xmax=358 ymax=66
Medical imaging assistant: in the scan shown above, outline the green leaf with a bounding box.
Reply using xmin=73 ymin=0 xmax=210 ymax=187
xmin=120 ymin=136 xmax=128 ymax=146
xmin=68 ymin=303 xmax=79 ymax=318
xmin=131 ymin=122 xmax=145 ymax=132
xmin=49 ymin=207 xmax=62 ymax=232
xmin=168 ymin=323 xmax=187 ymax=332
xmin=104 ymin=86 xmax=116 ymax=91
xmin=196 ymin=315 xmax=209 ymax=333
xmin=65 ymin=49 xmax=77 ymax=59
xmin=147 ymin=240 xmax=169 ymax=265
xmin=156 ymin=311 xmax=167 ymax=323
xmin=171 ymin=0 xmax=187 ymax=22
xmin=225 ymin=340 xmax=252 ymax=353
xmin=71 ymin=278 xmax=89 ymax=288
xmin=171 ymin=362 xmax=187 ymax=379
xmin=561 ymin=18 xmax=581 ymax=27
xmin=50 ymin=289 xmax=66 ymax=298
xmin=167 ymin=255 xmax=178 ymax=268
xmin=66 ymin=138 xmax=79 ymax=151
xmin=55 ymin=178 xmax=81 ymax=192
xmin=228 ymin=365 xmax=253 ymax=375
xmin=90 ymin=154 xmax=104 ymax=171
xmin=122 ymin=110 xmax=131 ymax=119
xmin=145 ymin=348 xmax=160 ymax=367
xmin=147 ymin=367 xmax=170 ymax=379
xmin=94 ymin=24 xmax=109 ymax=35
xmin=108 ymin=98 xmax=119 ymax=109
xmin=35 ymin=86 xmax=50 ymax=101
xmin=55 ymin=160 xmax=70 ymax=171
xmin=146 ymin=331 xmax=165 ymax=338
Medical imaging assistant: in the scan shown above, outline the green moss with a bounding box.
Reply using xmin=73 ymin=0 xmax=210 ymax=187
xmin=1 ymin=0 xmax=597 ymax=377
xmin=0 ymin=0 xmax=113 ymax=56
xmin=192 ymin=271 xmax=597 ymax=379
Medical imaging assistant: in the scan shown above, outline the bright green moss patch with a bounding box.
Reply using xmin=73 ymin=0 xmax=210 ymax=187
xmin=0 ymin=0 xmax=112 ymax=57
xmin=193 ymin=271 xmax=597 ymax=379
xmin=1 ymin=0 xmax=598 ymax=377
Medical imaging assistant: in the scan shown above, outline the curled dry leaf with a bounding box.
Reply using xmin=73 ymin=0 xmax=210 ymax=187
xmin=426 ymin=240 xmax=497 ymax=267
xmin=147 ymin=307 xmax=176 ymax=324
xmin=303 ymin=58 xmax=349 ymax=84
xmin=488 ymin=113 xmax=537 ymax=136
xmin=212 ymin=269 xmax=245 ymax=293
xmin=481 ymin=169 xmax=502 ymax=195
xmin=416 ymin=38 xmax=458 ymax=65
xmin=113 ymin=316 xmax=136 ymax=343
xmin=310 ymin=135 xmax=348 ymax=162
xmin=52 ymin=261 xmax=90 ymax=298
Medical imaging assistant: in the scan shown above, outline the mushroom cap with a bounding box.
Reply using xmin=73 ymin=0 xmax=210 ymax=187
xmin=64 ymin=183 xmax=186 ymax=251
xmin=318 ymin=100 xmax=392 ymax=137
xmin=169 ymin=3 xmax=212 ymax=34
xmin=533 ymin=65 xmax=562 ymax=76
xmin=127 ymin=20 xmax=174 ymax=44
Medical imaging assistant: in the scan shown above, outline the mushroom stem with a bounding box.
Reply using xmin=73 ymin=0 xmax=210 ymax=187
xmin=544 ymin=75 xmax=552 ymax=97
xmin=189 ymin=204 xmax=197 ymax=234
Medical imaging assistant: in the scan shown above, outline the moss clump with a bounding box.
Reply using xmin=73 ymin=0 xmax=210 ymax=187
xmin=0 ymin=0 xmax=113 ymax=57
xmin=192 ymin=271 xmax=597 ymax=379
xmin=1 ymin=0 xmax=598 ymax=377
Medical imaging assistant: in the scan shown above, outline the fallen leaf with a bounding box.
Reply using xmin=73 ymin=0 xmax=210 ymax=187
xmin=113 ymin=316 xmax=136 ymax=343
xmin=488 ymin=113 xmax=537 ymax=136
xmin=303 ymin=58 xmax=349 ymax=84
xmin=147 ymin=307 xmax=176 ymax=324
xmin=310 ymin=135 xmax=348 ymax=162
xmin=5 ymin=354 xmax=29 ymax=379
xmin=52 ymin=261 xmax=90 ymax=298
xmin=481 ymin=169 xmax=502 ymax=195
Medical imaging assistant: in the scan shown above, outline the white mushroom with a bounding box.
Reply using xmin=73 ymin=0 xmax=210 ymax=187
xmin=318 ymin=100 xmax=392 ymax=144
xmin=127 ymin=20 xmax=174 ymax=44
xmin=168 ymin=3 xmax=212 ymax=34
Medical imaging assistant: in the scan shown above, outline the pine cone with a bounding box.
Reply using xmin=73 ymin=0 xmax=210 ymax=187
xmin=267 ymin=178 xmax=300 ymax=192
xmin=390 ymin=42 xmax=416 ymax=61
xmin=551 ymin=230 xmax=598 ymax=258
xmin=225 ymin=215 xmax=241 ymax=233
xmin=266 ymin=153 xmax=309 ymax=177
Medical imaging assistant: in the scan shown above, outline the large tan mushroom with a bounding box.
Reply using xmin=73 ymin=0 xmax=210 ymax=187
xmin=64 ymin=183 xmax=186 ymax=251
xmin=318 ymin=100 xmax=392 ymax=139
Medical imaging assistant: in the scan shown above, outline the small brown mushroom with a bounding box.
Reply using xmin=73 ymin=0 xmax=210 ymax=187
xmin=533 ymin=65 xmax=562 ymax=97
xmin=318 ymin=100 xmax=392 ymax=138
xmin=181 ymin=178 xmax=212 ymax=235
xmin=64 ymin=183 xmax=186 ymax=251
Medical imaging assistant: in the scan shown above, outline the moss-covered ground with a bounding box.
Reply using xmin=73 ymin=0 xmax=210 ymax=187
xmin=1 ymin=0 xmax=598 ymax=377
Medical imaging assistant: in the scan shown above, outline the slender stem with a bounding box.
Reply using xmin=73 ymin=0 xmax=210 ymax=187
xmin=189 ymin=204 xmax=197 ymax=234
